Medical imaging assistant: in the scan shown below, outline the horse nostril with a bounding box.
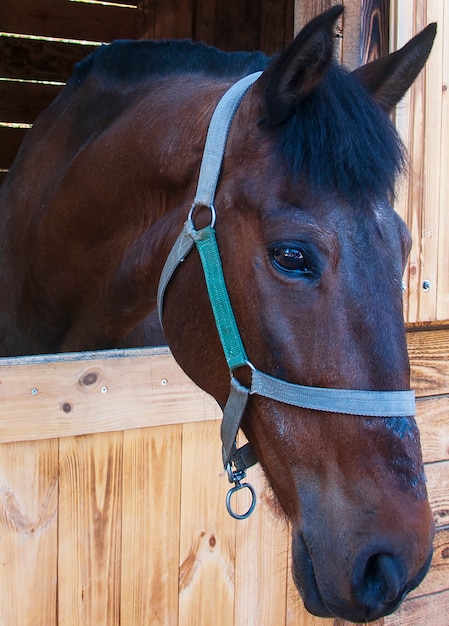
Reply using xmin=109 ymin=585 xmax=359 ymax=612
xmin=353 ymin=552 xmax=405 ymax=614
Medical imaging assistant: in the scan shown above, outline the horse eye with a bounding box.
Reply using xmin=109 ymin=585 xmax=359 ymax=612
xmin=271 ymin=246 xmax=309 ymax=274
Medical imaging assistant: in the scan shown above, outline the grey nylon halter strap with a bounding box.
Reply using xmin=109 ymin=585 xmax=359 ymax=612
xmin=157 ymin=72 xmax=416 ymax=517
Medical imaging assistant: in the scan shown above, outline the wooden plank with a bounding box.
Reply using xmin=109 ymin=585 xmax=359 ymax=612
xmin=426 ymin=460 xmax=449 ymax=530
xmin=0 ymin=326 xmax=445 ymax=445
xmin=234 ymin=464 xmax=289 ymax=624
xmin=58 ymin=432 xmax=123 ymax=625
xmin=436 ymin=2 xmax=449 ymax=321
xmin=340 ymin=0 xmax=362 ymax=69
xmin=294 ymin=0 xmax=335 ymax=33
xmin=384 ymin=587 xmax=449 ymax=626
xmin=193 ymin=0 xmax=216 ymax=44
xmin=0 ymin=80 xmax=62 ymax=124
xmin=142 ymin=0 xmax=193 ymax=40
xmin=392 ymin=1 xmax=415 ymax=323
xmin=2 ymin=0 xmax=142 ymax=42
xmin=0 ymin=125 xmax=29 ymax=169
xmin=360 ymin=0 xmax=390 ymax=64
xmin=0 ymin=35 xmax=97 ymax=82
xmin=392 ymin=0 xmax=449 ymax=324
xmin=409 ymin=528 xmax=449 ymax=599
xmin=418 ymin=0 xmax=444 ymax=322
xmin=417 ymin=396 xmax=449 ymax=464
xmin=408 ymin=328 xmax=449 ymax=396
xmin=178 ymin=420 xmax=235 ymax=625
xmin=121 ymin=425 xmax=182 ymax=624
xmin=260 ymin=0 xmax=294 ymax=54
xmin=0 ymin=440 xmax=58 ymax=625
xmin=0 ymin=349 xmax=221 ymax=444
xmin=214 ymin=0 xmax=261 ymax=52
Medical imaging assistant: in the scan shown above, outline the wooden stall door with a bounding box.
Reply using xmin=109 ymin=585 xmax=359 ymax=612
xmin=0 ymin=343 xmax=448 ymax=625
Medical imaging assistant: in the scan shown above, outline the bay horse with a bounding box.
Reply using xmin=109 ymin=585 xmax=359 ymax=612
xmin=0 ymin=6 xmax=437 ymax=622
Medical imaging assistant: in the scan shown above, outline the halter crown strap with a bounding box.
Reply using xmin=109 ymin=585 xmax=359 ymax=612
xmin=194 ymin=71 xmax=263 ymax=208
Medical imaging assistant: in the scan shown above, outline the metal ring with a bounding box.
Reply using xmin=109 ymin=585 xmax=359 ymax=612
xmin=187 ymin=202 xmax=216 ymax=228
xmin=225 ymin=481 xmax=256 ymax=520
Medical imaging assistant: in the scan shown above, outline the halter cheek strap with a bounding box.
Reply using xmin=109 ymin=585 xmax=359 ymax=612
xmin=157 ymin=72 xmax=416 ymax=519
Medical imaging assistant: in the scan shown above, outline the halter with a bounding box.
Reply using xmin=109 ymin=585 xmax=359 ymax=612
xmin=157 ymin=72 xmax=415 ymax=519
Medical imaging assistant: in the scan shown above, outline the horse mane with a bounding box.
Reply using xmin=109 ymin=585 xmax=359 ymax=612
xmin=71 ymin=39 xmax=270 ymax=83
xmin=72 ymin=40 xmax=405 ymax=202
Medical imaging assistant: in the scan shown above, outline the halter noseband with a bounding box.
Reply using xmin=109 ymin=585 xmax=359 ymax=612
xmin=157 ymin=72 xmax=415 ymax=519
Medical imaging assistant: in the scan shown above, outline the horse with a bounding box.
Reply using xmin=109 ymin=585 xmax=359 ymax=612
xmin=0 ymin=5 xmax=437 ymax=622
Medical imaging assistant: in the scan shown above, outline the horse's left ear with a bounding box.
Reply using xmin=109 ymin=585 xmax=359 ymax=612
xmin=353 ymin=23 xmax=437 ymax=112
xmin=258 ymin=5 xmax=344 ymax=127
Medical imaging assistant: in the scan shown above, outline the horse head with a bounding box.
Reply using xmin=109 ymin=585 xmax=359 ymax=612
xmin=161 ymin=6 xmax=436 ymax=622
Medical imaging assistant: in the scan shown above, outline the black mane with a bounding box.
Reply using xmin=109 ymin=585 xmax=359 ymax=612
xmin=72 ymin=40 xmax=405 ymax=202
xmin=72 ymin=39 xmax=269 ymax=83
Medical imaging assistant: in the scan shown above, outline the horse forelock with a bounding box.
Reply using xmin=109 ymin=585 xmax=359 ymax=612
xmin=273 ymin=64 xmax=407 ymax=203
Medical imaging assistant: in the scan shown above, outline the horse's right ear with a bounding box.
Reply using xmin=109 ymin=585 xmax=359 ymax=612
xmin=352 ymin=23 xmax=437 ymax=112
xmin=258 ymin=5 xmax=344 ymax=128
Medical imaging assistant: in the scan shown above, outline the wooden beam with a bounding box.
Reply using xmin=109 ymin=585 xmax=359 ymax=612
xmin=294 ymin=0 xmax=335 ymax=34
xmin=2 ymin=0 xmax=142 ymax=42
xmin=0 ymin=80 xmax=62 ymax=124
xmin=360 ymin=0 xmax=390 ymax=63
xmin=0 ymin=348 xmax=221 ymax=444
xmin=0 ymin=126 xmax=29 ymax=169
xmin=0 ymin=36 xmax=97 ymax=83
xmin=0 ymin=328 xmax=447 ymax=445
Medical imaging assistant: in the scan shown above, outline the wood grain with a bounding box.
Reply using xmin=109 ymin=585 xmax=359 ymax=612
xmin=0 ymin=126 xmax=29 ymax=169
xmin=0 ymin=80 xmax=61 ymax=124
xmin=426 ymin=460 xmax=449 ymax=530
xmin=0 ymin=36 xmax=96 ymax=83
xmin=139 ymin=0 xmax=193 ymax=40
xmin=0 ymin=440 xmax=58 ymax=626
xmin=409 ymin=528 xmax=449 ymax=599
xmin=234 ymin=464 xmax=289 ymax=625
xmin=408 ymin=328 xmax=449 ymax=396
xmin=178 ymin=420 xmax=236 ymax=625
xmin=2 ymin=0 xmax=141 ymax=42
xmin=384 ymin=587 xmax=449 ymax=626
xmin=435 ymin=2 xmax=449 ymax=321
xmin=392 ymin=0 xmax=449 ymax=323
xmin=416 ymin=396 xmax=449 ymax=464
xmin=58 ymin=432 xmax=123 ymax=626
xmin=0 ymin=329 xmax=445 ymax=445
xmin=0 ymin=348 xmax=221 ymax=444
xmin=360 ymin=0 xmax=390 ymax=63
xmin=121 ymin=425 xmax=182 ymax=625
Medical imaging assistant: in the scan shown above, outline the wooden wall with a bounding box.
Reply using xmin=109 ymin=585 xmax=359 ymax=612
xmin=392 ymin=1 xmax=449 ymax=324
xmin=0 ymin=330 xmax=448 ymax=625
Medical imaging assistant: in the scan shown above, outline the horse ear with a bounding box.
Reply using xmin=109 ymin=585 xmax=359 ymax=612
xmin=258 ymin=4 xmax=344 ymax=127
xmin=352 ymin=23 xmax=437 ymax=113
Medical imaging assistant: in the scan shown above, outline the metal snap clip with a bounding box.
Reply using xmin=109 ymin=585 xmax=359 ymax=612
xmin=225 ymin=464 xmax=256 ymax=520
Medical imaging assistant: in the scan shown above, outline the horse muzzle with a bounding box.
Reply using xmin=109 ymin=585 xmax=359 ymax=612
xmin=291 ymin=524 xmax=434 ymax=622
